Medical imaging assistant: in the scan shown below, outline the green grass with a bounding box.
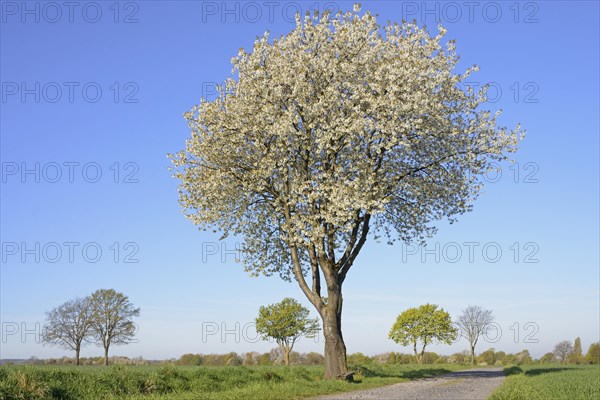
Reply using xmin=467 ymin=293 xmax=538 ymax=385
xmin=489 ymin=364 xmax=600 ymax=400
xmin=0 ymin=363 xmax=465 ymax=400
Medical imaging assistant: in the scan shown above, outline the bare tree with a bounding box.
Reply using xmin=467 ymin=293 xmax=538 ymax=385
xmin=43 ymin=297 xmax=93 ymax=365
xmin=456 ymin=305 xmax=494 ymax=365
xmin=89 ymin=289 xmax=140 ymax=366
xmin=554 ymin=340 xmax=574 ymax=364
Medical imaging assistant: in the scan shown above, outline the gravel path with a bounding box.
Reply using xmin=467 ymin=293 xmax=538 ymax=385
xmin=316 ymin=368 xmax=505 ymax=400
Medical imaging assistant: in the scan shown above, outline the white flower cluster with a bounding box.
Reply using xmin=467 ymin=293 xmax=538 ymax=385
xmin=171 ymin=5 xmax=522 ymax=284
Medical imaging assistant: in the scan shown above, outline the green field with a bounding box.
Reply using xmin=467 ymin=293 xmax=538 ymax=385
xmin=0 ymin=363 xmax=464 ymax=400
xmin=489 ymin=364 xmax=600 ymax=400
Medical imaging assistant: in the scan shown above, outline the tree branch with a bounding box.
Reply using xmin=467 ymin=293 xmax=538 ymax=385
xmin=338 ymin=214 xmax=371 ymax=283
xmin=308 ymin=244 xmax=321 ymax=298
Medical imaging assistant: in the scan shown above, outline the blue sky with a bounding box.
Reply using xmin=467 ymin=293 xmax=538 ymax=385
xmin=1 ymin=1 xmax=598 ymax=361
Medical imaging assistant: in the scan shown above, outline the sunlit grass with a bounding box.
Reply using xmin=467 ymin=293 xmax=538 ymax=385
xmin=0 ymin=363 xmax=466 ymax=399
xmin=489 ymin=364 xmax=600 ymax=400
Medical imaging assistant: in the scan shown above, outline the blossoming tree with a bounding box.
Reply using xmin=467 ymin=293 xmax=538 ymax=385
xmin=171 ymin=5 xmax=522 ymax=378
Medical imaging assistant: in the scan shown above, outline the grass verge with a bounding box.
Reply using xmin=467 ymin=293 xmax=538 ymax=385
xmin=0 ymin=363 xmax=465 ymax=400
xmin=488 ymin=364 xmax=600 ymax=400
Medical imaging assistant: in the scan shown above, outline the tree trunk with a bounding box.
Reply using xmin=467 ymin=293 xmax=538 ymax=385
xmin=322 ymin=295 xmax=348 ymax=379
xmin=284 ymin=347 xmax=290 ymax=366
xmin=323 ymin=316 xmax=347 ymax=378
xmin=74 ymin=346 xmax=80 ymax=366
xmin=104 ymin=346 xmax=109 ymax=366
xmin=471 ymin=344 xmax=475 ymax=366
xmin=413 ymin=342 xmax=421 ymax=364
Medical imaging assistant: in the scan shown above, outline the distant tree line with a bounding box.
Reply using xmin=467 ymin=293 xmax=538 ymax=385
xmin=354 ymin=343 xmax=598 ymax=366
xmin=21 ymin=341 xmax=599 ymax=368
xmin=21 ymin=355 xmax=150 ymax=366
xmin=176 ymin=349 xmax=325 ymax=367
xmin=37 ymin=294 xmax=599 ymax=368
xmin=175 ymin=341 xmax=599 ymax=366
xmin=553 ymin=337 xmax=599 ymax=365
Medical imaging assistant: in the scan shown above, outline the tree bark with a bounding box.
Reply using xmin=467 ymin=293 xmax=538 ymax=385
xmin=74 ymin=346 xmax=80 ymax=366
xmin=284 ymin=347 xmax=290 ymax=366
xmin=283 ymin=209 xmax=369 ymax=379
xmin=323 ymin=304 xmax=347 ymax=379
xmin=413 ymin=342 xmax=421 ymax=364
xmin=471 ymin=344 xmax=475 ymax=366
xmin=104 ymin=346 xmax=109 ymax=366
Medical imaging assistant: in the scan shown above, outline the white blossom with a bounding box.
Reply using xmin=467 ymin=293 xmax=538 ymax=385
xmin=170 ymin=5 xmax=523 ymax=284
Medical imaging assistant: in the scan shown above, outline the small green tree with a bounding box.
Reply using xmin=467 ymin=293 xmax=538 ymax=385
xmin=495 ymin=351 xmax=506 ymax=365
xmin=568 ymin=337 xmax=584 ymax=364
xmin=347 ymin=352 xmax=372 ymax=365
xmin=539 ymin=352 xmax=556 ymax=364
xmin=502 ymin=353 xmax=517 ymax=365
xmin=224 ymin=352 xmax=242 ymax=366
xmin=515 ymin=349 xmax=532 ymax=365
xmin=177 ymin=353 xmax=203 ymax=365
xmin=388 ymin=304 xmax=457 ymax=364
xmin=585 ymin=342 xmax=600 ymax=364
xmin=243 ymin=352 xmax=257 ymax=366
xmin=255 ymin=298 xmax=320 ymax=366
xmin=305 ymin=352 xmax=325 ymax=365
xmin=257 ymin=353 xmax=272 ymax=365
xmin=477 ymin=348 xmax=496 ymax=365
xmin=448 ymin=351 xmax=467 ymax=364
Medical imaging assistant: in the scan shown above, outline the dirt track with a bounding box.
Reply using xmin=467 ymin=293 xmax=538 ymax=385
xmin=316 ymin=368 xmax=505 ymax=400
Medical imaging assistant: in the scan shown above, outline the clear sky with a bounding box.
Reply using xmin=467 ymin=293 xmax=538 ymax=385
xmin=1 ymin=1 xmax=598 ymax=361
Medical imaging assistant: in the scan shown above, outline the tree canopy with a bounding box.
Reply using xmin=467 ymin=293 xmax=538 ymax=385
xmin=89 ymin=289 xmax=140 ymax=366
xmin=456 ymin=305 xmax=494 ymax=365
xmin=255 ymin=297 xmax=320 ymax=366
xmin=389 ymin=303 xmax=457 ymax=363
xmin=554 ymin=340 xmax=573 ymax=364
xmin=586 ymin=342 xmax=600 ymax=364
xmin=43 ymin=290 xmax=140 ymax=366
xmin=172 ymin=6 xmax=522 ymax=281
xmin=568 ymin=337 xmax=584 ymax=364
xmin=43 ymin=297 xmax=94 ymax=366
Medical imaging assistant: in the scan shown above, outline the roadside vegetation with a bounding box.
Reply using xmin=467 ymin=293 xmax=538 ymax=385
xmin=0 ymin=363 xmax=464 ymax=400
xmin=489 ymin=364 xmax=600 ymax=400
xmin=3 ymin=339 xmax=598 ymax=400
xmin=21 ymin=292 xmax=599 ymax=399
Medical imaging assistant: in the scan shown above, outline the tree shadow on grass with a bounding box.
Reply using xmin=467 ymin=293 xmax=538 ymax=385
xmin=446 ymin=369 xmax=505 ymax=379
xmin=523 ymin=367 xmax=575 ymax=376
xmin=503 ymin=366 xmax=523 ymax=376
xmin=355 ymin=366 xmax=452 ymax=379
xmin=503 ymin=366 xmax=575 ymax=376
xmin=401 ymin=368 xmax=454 ymax=379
